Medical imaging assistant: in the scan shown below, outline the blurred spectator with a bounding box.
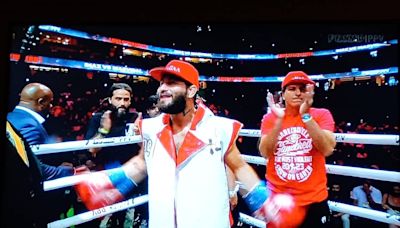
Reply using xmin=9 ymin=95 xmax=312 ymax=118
xmin=328 ymin=182 xmax=351 ymax=228
xmin=351 ymin=179 xmax=385 ymax=227
xmin=144 ymin=94 xmax=161 ymax=118
xmin=382 ymin=184 xmax=400 ymax=228
xmin=351 ymin=179 xmax=383 ymax=210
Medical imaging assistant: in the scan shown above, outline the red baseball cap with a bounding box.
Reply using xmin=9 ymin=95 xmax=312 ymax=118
xmin=281 ymin=71 xmax=315 ymax=89
xmin=149 ymin=60 xmax=199 ymax=88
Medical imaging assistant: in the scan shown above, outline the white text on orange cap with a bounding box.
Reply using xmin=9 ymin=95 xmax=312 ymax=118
xmin=166 ymin=65 xmax=181 ymax=73
xmin=292 ymin=76 xmax=307 ymax=80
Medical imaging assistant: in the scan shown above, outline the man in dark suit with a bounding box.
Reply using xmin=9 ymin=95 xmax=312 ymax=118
xmin=6 ymin=83 xmax=82 ymax=226
xmin=7 ymin=82 xmax=74 ymax=179
xmin=8 ymin=82 xmax=53 ymax=145
xmin=3 ymin=120 xmax=45 ymax=227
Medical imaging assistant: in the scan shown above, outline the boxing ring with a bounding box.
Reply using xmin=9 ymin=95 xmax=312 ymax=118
xmin=31 ymin=130 xmax=400 ymax=228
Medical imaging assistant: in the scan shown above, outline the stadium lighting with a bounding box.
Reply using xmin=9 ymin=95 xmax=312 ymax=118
xmin=370 ymin=50 xmax=378 ymax=57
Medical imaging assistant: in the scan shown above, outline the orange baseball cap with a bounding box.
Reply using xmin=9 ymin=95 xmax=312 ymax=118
xmin=149 ymin=60 xmax=199 ymax=88
xmin=281 ymin=71 xmax=315 ymax=89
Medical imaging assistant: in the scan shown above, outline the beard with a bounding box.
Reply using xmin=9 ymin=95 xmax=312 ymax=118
xmin=158 ymin=92 xmax=186 ymax=114
xmin=330 ymin=192 xmax=340 ymax=199
xmin=116 ymin=107 xmax=127 ymax=118
xmin=110 ymin=106 xmax=127 ymax=119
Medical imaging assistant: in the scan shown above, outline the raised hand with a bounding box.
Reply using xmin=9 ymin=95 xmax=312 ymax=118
xmin=266 ymin=92 xmax=285 ymax=118
xmin=133 ymin=112 xmax=142 ymax=135
xmin=300 ymin=84 xmax=314 ymax=115
xmin=100 ymin=110 xmax=113 ymax=132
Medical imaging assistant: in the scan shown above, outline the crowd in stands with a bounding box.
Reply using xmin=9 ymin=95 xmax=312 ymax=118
xmin=22 ymin=70 xmax=397 ymax=174
xmin=7 ymin=67 xmax=399 ymax=227
xmin=326 ymin=120 xmax=399 ymax=171
xmin=8 ymin=25 xmax=399 ymax=227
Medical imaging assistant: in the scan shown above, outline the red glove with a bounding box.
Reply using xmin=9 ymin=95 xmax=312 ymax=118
xmin=254 ymin=193 xmax=298 ymax=227
xmin=74 ymin=168 xmax=136 ymax=211
xmin=73 ymin=165 xmax=90 ymax=174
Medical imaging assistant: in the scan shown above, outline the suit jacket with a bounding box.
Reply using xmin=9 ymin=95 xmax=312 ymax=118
xmin=2 ymin=121 xmax=45 ymax=227
xmin=7 ymin=107 xmax=48 ymax=145
xmin=7 ymin=107 xmax=74 ymax=180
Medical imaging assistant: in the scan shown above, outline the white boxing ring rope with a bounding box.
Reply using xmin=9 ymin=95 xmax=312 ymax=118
xmin=31 ymin=135 xmax=142 ymax=155
xmin=239 ymin=129 xmax=400 ymax=145
xmin=47 ymin=194 xmax=400 ymax=228
xmin=238 ymin=213 xmax=266 ymax=227
xmin=47 ymin=195 xmax=149 ymax=228
xmin=41 ymin=131 xmax=400 ymax=191
xmin=38 ymin=129 xmax=399 ymax=227
xmin=31 ymin=130 xmax=399 ymax=155
xmin=44 ymin=167 xmax=123 ymax=191
xmin=43 ymin=155 xmax=400 ymax=192
xmin=238 ymin=201 xmax=400 ymax=228
xmin=241 ymin=155 xmax=400 ymax=183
